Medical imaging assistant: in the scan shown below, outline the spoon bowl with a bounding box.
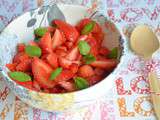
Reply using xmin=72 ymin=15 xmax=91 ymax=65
xmin=130 ymin=25 xmax=159 ymax=58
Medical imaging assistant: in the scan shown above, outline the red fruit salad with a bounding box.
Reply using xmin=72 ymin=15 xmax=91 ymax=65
xmin=6 ymin=18 xmax=118 ymax=93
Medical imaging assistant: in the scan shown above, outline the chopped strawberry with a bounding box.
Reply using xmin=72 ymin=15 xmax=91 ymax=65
xmin=6 ymin=63 xmax=17 ymax=71
xmin=32 ymin=57 xmax=56 ymax=88
xmin=76 ymin=18 xmax=91 ymax=32
xmin=54 ymin=70 xmax=74 ymax=82
xmin=16 ymin=59 xmax=32 ymax=72
xmin=94 ymin=68 xmax=106 ymax=76
xmin=70 ymin=63 xmax=79 ymax=73
xmin=59 ymin=57 xmax=80 ymax=69
xmin=39 ymin=32 xmax=53 ymax=54
xmin=65 ymin=46 xmax=79 ymax=61
xmin=90 ymin=59 xmax=117 ymax=70
xmin=32 ymin=80 xmax=41 ymax=91
xmin=47 ymin=26 xmax=55 ymax=33
xmin=52 ymin=29 xmax=66 ymax=50
xmin=87 ymin=35 xmax=99 ymax=56
xmin=45 ymin=53 xmax=58 ymax=68
xmin=43 ymin=89 xmax=50 ymax=93
xmin=58 ymin=81 xmax=75 ymax=92
xmin=49 ymin=85 xmax=66 ymax=93
xmin=92 ymin=32 xmax=104 ymax=45
xmin=59 ymin=57 xmax=72 ymax=69
xmin=17 ymin=43 xmax=25 ymax=52
xmin=78 ymin=65 xmax=95 ymax=78
xmin=99 ymin=47 xmax=110 ymax=56
xmin=96 ymin=55 xmax=108 ymax=60
xmin=77 ymin=54 xmax=82 ymax=61
xmin=65 ymin=41 xmax=73 ymax=49
xmin=16 ymin=81 xmax=34 ymax=90
xmin=56 ymin=46 xmax=67 ymax=51
xmin=92 ymin=22 xmax=102 ymax=34
xmin=55 ymin=49 xmax=67 ymax=57
xmin=88 ymin=75 xmax=103 ymax=85
xmin=29 ymin=40 xmax=39 ymax=46
xmin=13 ymin=52 xmax=30 ymax=64
xmin=75 ymin=35 xmax=88 ymax=45
xmin=53 ymin=20 xmax=79 ymax=42
xmin=78 ymin=35 xmax=88 ymax=41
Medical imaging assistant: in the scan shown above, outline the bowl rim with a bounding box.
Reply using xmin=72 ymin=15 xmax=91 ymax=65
xmin=0 ymin=3 xmax=126 ymax=97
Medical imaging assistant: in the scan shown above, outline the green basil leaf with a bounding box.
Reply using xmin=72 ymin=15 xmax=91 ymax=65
xmin=50 ymin=67 xmax=62 ymax=80
xmin=25 ymin=45 xmax=42 ymax=57
xmin=34 ymin=27 xmax=48 ymax=37
xmin=9 ymin=72 xmax=31 ymax=82
xmin=81 ymin=21 xmax=95 ymax=35
xmin=108 ymin=47 xmax=118 ymax=59
xmin=74 ymin=77 xmax=89 ymax=90
xmin=78 ymin=41 xmax=91 ymax=55
xmin=83 ymin=54 xmax=96 ymax=64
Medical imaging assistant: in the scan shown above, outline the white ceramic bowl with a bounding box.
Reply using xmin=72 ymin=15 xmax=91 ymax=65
xmin=0 ymin=4 xmax=124 ymax=112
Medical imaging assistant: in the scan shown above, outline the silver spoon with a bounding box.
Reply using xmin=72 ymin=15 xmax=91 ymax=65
xmin=130 ymin=25 xmax=160 ymax=119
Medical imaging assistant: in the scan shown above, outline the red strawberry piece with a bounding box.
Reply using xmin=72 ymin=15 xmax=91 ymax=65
xmin=78 ymin=65 xmax=95 ymax=78
xmin=58 ymin=81 xmax=75 ymax=92
xmin=57 ymin=46 xmax=67 ymax=51
xmin=78 ymin=35 xmax=88 ymax=41
xmin=32 ymin=80 xmax=41 ymax=91
xmin=94 ymin=68 xmax=106 ymax=76
xmin=29 ymin=40 xmax=39 ymax=46
xmin=55 ymin=49 xmax=67 ymax=57
xmin=54 ymin=69 xmax=74 ymax=82
xmin=59 ymin=57 xmax=80 ymax=69
xmin=90 ymin=59 xmax=117 ymax=70
xmin=39 ymin=32 xmax=53 ymax=54
xmin=99 ymin=47 xmax=110 ymax=56
xmin=75 ymin=35 xmax=88 ymax=45
xmin=53 ymin=20 xmax=79 ymax=42
xmin=87 ymin=35 xmax=99 ymax=56
xmin=45 ymin=53 xmax=58 ymax=68
xmin=16 ymin=59 xmax=32 ymax=72
xmin=65 ymin=46 xmax=79 ymax=61
xmin=96 ymin=55 xmax=108 ymax=60
xmin=52 ymin=29 xmax=66 ymax=50
xmin=92 ymin=32 xmax=104 ymax=45
xmin=32 ymin=57 xmax=56 ymax=88
xmin=17 ymin=43 xmax=25 ymax=52
xmin=69 ymin=63 xmax=79 ymax=73
xmin=76 ymin=18 xmax=91 ymax=32
xmin=6 ymin=63 xmax=17 ymax=71
xmin=47 ymin=26 xmax=56 ymax=33
xmin=43 ymin=89 xmax=50 ymax=93
xmin=59 ymin=57 xmax=73 ymax=69
xmin=49 ymin=85 xmax=66 ymax=93
xmin=88 ymin=75 xmax=103 ymax=85
xmin=92 ymin=22 xmax=102 ymax=34
xmin=13 ymin=52 xmax=30 ymax=64
xmin=65 ymin=41 xmax=73 ymax=49
xmin=16 ymin=81 xmax=34 ymax=90
xmin=77 ymin=54 xmax=82 ymax=61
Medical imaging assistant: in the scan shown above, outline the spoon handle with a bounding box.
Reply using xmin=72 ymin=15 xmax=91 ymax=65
xmin=148 ymin=72 xmax=160 ymax=119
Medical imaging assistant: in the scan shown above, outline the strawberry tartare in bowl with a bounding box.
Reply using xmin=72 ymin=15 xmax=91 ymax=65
xmin=0 ymin=4 xmax=124 ymax=112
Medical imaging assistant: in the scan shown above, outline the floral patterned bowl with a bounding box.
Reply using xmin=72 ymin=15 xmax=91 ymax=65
xmin=0 ymin=4 xmax=125 ymax=112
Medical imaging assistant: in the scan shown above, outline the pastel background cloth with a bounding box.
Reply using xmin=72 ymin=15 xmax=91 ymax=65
xmin=0 ymin=0 xmax=160 ymax=120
